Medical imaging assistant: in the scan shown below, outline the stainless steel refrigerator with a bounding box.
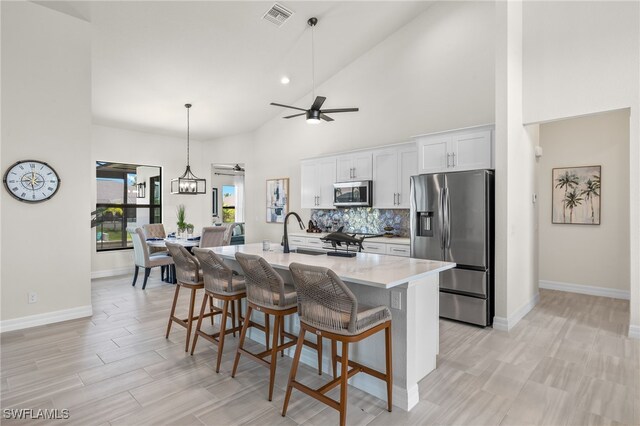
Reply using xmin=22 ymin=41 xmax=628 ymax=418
xmin=410 ymin=170 xmax=494 ymax=326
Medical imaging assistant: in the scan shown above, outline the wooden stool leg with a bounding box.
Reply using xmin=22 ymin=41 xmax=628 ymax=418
xmin=215 ymin=300 xmax=229 ymax=373
xmin=232 ymin=305 xmax=252 ymax=378
xmin=210 ymin=296 xmax=215 ymax=325
xmin=231 ymin=299 xmax=237 ymax=337
xmin=190 ymin=293 xmax=209 ymax=355
xmin=339 ymin=342 xmax=349 ymax=426
xmin=316 ymin=335 xmax=323 ymax=374
xmin=280 ymin=317 xmax=285 ymax=357
xmin=185 ymin=287 xmax=197 ymax=352
xmin=385 ymin=324 xmax=393 ymax=412
xmin=282 ymin=327 xmax=306 ymax=417
xmin=264 ymin=313 xmax=270 ymax=351
xmin=166 ymin=284 xmax=181 ymax=338
xmin=268 ymin=314 xmax=281 ymax=401
xmin=331 ymin=340 xmax=338 ymax=379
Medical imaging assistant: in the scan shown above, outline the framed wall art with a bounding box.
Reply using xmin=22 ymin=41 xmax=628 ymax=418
xmin=212 ymin=187 xmax=219 ymax=217
xmin=552 ymin=165 xmax=601 ymax=225
xmin=266 ymin=178 xmax=289 ymax=223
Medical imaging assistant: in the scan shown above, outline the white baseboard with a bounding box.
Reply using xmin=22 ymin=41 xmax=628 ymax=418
xmin=91 ymin=267 xmax=133 ymax=279
xmin=539 ymin=280 xmax=630 ymax=300
xmin=0 ymin=305 xmax=93 ymax=333
xmin=629 ymin=325 xmax=640 ymax=340
xmin=493 ymin=292 xmax=540 ymax=332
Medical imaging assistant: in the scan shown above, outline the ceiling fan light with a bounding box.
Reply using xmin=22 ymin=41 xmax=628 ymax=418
xmin=306 ymin=110 xmax=321 ymax=124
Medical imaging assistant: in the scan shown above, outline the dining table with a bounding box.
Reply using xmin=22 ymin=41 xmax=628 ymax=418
xmin=146 ymin=237 xmax=201 ymax=283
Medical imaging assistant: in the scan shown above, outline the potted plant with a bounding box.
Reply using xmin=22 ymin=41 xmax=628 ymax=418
xmin=186 ymin=223 xmax=194 ymax=237
xmin=176 ymin=204 xmax=187 ymax=236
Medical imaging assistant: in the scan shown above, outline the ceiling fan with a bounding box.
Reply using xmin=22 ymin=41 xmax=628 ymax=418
xmin=214 ymin=164 xmax=245 ymax=172
xmin=270 ymin=17 xmax=359 ymax=124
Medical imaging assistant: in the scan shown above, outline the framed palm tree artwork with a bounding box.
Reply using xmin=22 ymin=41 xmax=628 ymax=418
xmin=552 ymin=165 xmax=601 ymax=225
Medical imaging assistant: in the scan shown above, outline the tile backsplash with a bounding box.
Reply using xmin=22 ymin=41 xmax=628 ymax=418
xmin=310 ymin=208 xmax=410 ymax=237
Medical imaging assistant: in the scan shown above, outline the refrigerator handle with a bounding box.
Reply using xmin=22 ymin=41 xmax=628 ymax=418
xmin=439 ymin=188 xmax=445 ymax=249
xmin=445 ymin=186 xmax=451 ymax=248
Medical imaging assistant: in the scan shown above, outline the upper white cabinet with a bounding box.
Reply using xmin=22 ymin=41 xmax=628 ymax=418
xmin=301 ymin=157 xmax=336 ymax=209
xmin=372 ymin=143 xmax=417 ymax=208
xmin=336 ymin=152 xmax=372 ymax=181
xmin=416 ymin=126 xmax=493 ymax=174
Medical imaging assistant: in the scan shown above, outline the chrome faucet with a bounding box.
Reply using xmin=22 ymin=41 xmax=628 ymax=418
xmin=282 ymin=211 xmax=305 ymax=253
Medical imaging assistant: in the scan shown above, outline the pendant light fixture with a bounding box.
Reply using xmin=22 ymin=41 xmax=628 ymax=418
xmin=171 ymin=104 xmax=206 ymax=194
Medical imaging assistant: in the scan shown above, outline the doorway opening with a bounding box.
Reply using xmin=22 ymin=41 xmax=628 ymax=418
xmin=212 ymin=163 xmax=245 ymax=244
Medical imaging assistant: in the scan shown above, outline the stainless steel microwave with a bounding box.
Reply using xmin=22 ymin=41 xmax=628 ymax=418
xmin=333 ymin=181 xmax=372 ymax=207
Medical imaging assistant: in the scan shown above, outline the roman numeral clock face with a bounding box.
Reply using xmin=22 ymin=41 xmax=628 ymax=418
xmin=3 ymin=160 xmax=60 ymax=203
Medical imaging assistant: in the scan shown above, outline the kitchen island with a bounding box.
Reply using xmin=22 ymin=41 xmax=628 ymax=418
xmin=208 ymin=243 xmax=456 ymax=411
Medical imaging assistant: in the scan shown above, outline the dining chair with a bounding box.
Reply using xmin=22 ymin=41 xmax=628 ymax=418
xmin=232 ymin=253 xmax=322 ymax=401
xmin=143 ymin=223 xmax=167 ymax=254
xmin=221 ymin=223 xmax=236 ymax=246
xmin=282 ymin=263 xmax=393 ymax=426
xmin=128 ymin=227 xmax=174 ymax=289
xmin=191 ymin=248 xmax=246 ymax=372
xmin=200 ymin=226 xmax=226 ymax=248
xmin=165 ymin=242 xmax=205 ymax=352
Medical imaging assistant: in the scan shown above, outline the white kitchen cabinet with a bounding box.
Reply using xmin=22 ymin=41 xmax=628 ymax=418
xmin=372 ymin=143 xmax=417 ymax=209
xmin=301 ymin=157 xmax=336 ymax=209
xmin=336 ymin=152 xmax=372 ymax=182
xmin=416 ymin=126 xmax=493 ymax=174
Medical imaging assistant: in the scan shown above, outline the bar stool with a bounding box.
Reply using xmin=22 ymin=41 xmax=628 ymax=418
xmin=165 ymin=242 xmax=205 ymax=352
xmin=191 ymin=248 xmax=246 ymax=372
xmin=232 ymin=253 xmax=322 ymax=401
xmin=283 ymin=263 xmax=393 ymax=426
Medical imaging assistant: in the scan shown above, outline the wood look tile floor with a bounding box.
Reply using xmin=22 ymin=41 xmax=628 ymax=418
xmin=1 ymin=274 xmax=638 ymax=425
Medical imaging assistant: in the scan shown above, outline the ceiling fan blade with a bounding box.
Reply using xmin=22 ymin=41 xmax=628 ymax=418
xmin=270 ymin=102 xmax=307 ymax=112
xmin=320 ymin=114 xmax=334 ymax=122
xmin=311 ymin=96 xmax=326 ymax=111
xmin=283 ymin=112 xmax=306 ymax=119
xmin=321 ymin=108 xmax=359 ymax=113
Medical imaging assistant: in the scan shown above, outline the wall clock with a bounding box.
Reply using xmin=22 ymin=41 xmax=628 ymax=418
xmin=3 ymin=159 xmax=61 ymax=203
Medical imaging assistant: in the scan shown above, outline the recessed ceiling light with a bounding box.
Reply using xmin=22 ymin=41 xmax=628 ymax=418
xmin=280 ymin=76 xmax=290 ymax=85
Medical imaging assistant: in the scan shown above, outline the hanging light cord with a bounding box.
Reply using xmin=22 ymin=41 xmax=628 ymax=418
xmin=311 ymin=23 xmax=315 ymax=100
xmin=186 ymin=105 xmax=190 ymax=167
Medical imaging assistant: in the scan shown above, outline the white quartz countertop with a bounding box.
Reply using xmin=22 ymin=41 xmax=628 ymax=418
xmin=209 ymin=243 xmax=455 ymax=289
xmin=290 ymin=232 xmax=410 ymax=245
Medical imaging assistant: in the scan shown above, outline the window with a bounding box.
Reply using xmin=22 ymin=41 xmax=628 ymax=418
xmin=95 ymin=162 xmax=162 ymax=251
xmin=222 ymin=185 xmax=236 ymax=223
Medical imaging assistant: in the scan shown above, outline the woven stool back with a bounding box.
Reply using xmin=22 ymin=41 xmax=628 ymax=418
xmin=289 ymin=262 xmax=359 ymax=334
xmin=235 ymin=253 xmax=286 ymax=308
xmin=192 ymin=248 xmax=234 ymax=293
xmin=166 ymin=242 xmax=201 ymax=284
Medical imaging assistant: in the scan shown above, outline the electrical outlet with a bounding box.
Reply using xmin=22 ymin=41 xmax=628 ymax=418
xmin=28 ymin=291 xmax=38 ymax=304
xmin=390 ymin=291 xmax=402 ymax=310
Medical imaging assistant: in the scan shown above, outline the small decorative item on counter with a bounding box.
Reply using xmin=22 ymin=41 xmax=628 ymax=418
xmin=306 ymin=220 xmax=322 ymax=233
xmin=383 ymin=225 xmax=395 ymax=238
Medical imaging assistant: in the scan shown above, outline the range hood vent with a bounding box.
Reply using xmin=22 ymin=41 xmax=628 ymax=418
xmin=262 ymin=3 xmax=294 ymax=27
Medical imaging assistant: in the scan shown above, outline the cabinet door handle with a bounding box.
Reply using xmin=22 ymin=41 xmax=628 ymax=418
xmin=452 ymin=152 xmax=456 ymax=167
xmin=397 ymin=193 xmax=401 ymax=205
xmin=393 ymin=193 xmax=397 ymax=205
xmin=446 ymin=153 xmax=451 ymax=168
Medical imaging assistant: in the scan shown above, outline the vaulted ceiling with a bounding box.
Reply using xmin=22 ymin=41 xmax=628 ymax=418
xmin=36 ymin=1 xmax=434 ymax=140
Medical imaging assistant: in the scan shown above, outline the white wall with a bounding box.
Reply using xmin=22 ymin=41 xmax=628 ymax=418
xmin=538 ymin=110 xmax=630 ymax=293
xmin=205 ymin=1 xmax=496 ymax=245
xmin=523 ymin=0 xmax=640 ymax=337
xmin=494 ymin=0 xmax=539 ymax=330
xmin=1 ymin=2 xmax=92 ymax=327
xmin=91 ymin=124 xmax=207 ymax=277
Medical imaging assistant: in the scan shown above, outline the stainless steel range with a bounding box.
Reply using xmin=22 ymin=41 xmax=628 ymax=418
xmin=409 ymin=170 xmax=495 ymax=327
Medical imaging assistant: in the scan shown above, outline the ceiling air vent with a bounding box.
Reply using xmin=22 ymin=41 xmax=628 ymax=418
xmin=262 ymin=3 xmax=294 ymax=27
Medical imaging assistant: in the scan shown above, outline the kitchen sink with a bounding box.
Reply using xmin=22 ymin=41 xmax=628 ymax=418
xmin=290 ymin=248 xmax=326 ymax=256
